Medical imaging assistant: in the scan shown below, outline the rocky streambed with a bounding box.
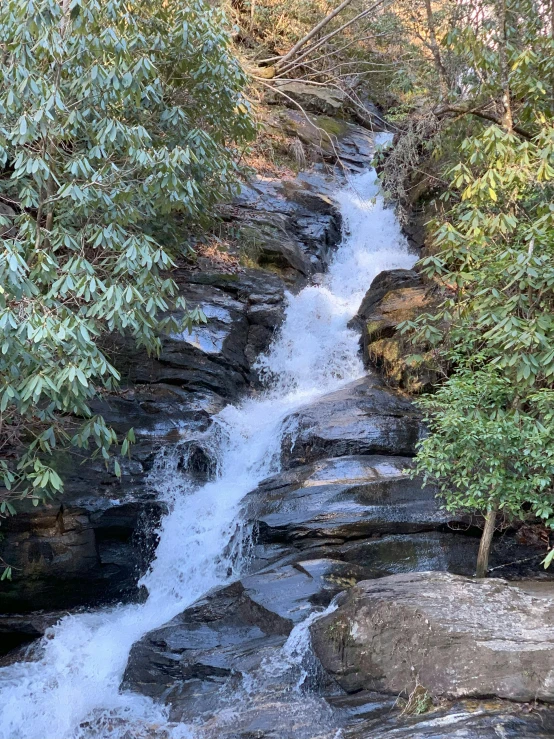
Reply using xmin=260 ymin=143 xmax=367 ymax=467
xmin=1 ymin=114 xmax=553 ymax=739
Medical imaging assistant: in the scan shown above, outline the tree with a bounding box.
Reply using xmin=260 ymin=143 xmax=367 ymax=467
xmin=0 ymin=0 xmax=254 ymax=534
xmin=399 ymin=0 xmax=554 ymax=576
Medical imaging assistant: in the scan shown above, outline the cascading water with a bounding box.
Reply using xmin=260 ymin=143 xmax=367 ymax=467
xmin=0 ymin=142 xmax=415 ymax=739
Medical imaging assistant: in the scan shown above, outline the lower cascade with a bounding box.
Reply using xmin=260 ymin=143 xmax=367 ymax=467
xmin=0 ymin=153 xmax=415 ymax=739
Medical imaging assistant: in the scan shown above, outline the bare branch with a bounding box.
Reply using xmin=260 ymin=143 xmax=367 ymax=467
xmin=278 ymin=0 xmax=391 ymax=76
xmin=259 ymin=0 xmax=356 ymax=66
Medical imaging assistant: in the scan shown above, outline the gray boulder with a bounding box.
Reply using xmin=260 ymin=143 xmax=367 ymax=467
xmin=280 ymin=377 xmax=424 ymax=468
xmin=311 ymin=572 xmax=554 ymax=701
xmin=269 ymin=81 xmax=346 ymax=116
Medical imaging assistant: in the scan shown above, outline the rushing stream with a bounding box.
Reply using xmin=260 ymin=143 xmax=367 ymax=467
xmin=0 ymin=144 xmax=414 ymax=739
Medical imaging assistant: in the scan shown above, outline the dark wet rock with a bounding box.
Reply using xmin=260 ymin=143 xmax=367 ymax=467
xmin=311 ymin=572 xmax=554 ymax=702
xmin=123 ymin=580 xmax=289 ymax=708
xmin=244 ymin=456 xmax=445 ymax=546
xmin=123 ymin=558 xmax=367 ymax=720
xmin=348 ymin=96 xmax=389 ymax=133
xmin=338 ymin=530 xmax=552 ymax=581
xmin=0 ymin=611 xmax=62 ymax=657
xmin=248 ymin=526 xmax=550 ymax=587
xmin=225 ymin=172 xmax=342 ymax=278
xmin=111 ymin=269 xmax=286 ymax=397
xmin=0 ymin=490 xmax=163 ymax=614
xmin=280 ymin=377 xmax=424 ymax=468
xmin=0 ymin=385 xmax=227 ymax=617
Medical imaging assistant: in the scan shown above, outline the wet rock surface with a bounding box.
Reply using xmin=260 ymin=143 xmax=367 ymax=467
xmin=334 ymin=694 xmax=554 ymax=738
xmin=123 ymin=558 xmax=368 ymax=720
xmin=280 ymin=376 xmax=424 ymax=467
xmin=112 ymin=269 xmax=287 ymax=397
xmin=311 ymin=572 xmax=554 ymax=701
xmin=244 ymin=455 xmax=446 ymax=544
xmin=0 ymin=133 xmax=350 ymax=654
xmin=2 ymin=105 xmax=554 ymax=738
xmin=224 ymin=170 xmax=342 ymax=280
xmin=273 ymin=108 xmax=375 ymax=171
xmin=0 ymin=384 xmax=228 ymax=616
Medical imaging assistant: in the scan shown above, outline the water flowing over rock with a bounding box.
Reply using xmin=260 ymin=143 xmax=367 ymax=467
xmin=311 ymin=572 xmax=554 ymax=701
xmin=123 ymin=559 xmax=367 ymax=720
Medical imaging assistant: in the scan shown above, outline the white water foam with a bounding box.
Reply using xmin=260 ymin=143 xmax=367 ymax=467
xmin=0 ymin=147 xmax=414 ymax=739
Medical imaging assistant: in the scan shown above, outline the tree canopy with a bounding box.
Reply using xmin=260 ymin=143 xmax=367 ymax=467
xmin=386 ymin=0 xmax=554 ymax=575
xmin=0 ymin=0 xmax=254 ymax=538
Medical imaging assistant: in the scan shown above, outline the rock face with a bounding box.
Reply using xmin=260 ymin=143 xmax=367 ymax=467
xmin=0 ymin=151 xmax=346 ymax=650
xmin=269 ymin=81 xmax=347 ymax=116
xmin=280 ymin=377 xmax=424 ymax=468
xmin=0 ymin=384 xmax=228 ymax=616
xmin=226 ymin=170 xmax=342 ymax=279
xmin=334 ymin=694 xmax=554 ymax=739
xmin=273 ymin=108 xmax=375 ymax=171
xmin=311 ymin=572 xmax=554 ymax=701
xmin=123 ymin=558 xmax=368 ymax=720
xmin=351 ymin=270 xmax=443 ymax=392
xmin=112 ymin=269 xmax=287 ymax=397
xmin=244 ymin=455 xmax=445 ymax=545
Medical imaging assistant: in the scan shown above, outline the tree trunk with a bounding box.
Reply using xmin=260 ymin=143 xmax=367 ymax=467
xmin=496 ymin=0 xmax=513 ymax=131
xmin=424 ymin=0 xmax=449 ymax=97
xmin=475 ymin=504 xmax=498 ymax=578
xmin=551 ymin=0 xmax=554 ymax=115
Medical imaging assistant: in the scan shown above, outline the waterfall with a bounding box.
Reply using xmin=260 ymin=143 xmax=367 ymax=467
xmin=0 ymin=145 xmax=414 ymax=739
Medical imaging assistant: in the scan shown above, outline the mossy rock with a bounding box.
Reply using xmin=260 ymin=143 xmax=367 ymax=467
xmin=315 ymin=115 xmax=348 ymax=138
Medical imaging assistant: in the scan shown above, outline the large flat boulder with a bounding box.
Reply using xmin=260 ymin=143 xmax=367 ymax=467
xmin=244 ymin=455 xmax=445 ymax=545
xmin=280 ymin=377 xmax=424 ymax=468
xmin=269 ymin=81 xmax=347 ymax=116
xmin=311 ymin=572 xmax=554 ymax=702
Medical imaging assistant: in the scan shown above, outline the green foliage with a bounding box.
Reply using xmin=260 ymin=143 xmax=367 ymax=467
xmin=398 ymin=0 xmax=554 ymax=551
xmin=0 ymin=0 xmax=254 ymax=520
xmin=416 ymin=367 xmax=554 ymax=522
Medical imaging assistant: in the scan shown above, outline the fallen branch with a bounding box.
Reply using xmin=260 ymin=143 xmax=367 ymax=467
xmin=276 ymin=0 xmax=391 ymax=77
